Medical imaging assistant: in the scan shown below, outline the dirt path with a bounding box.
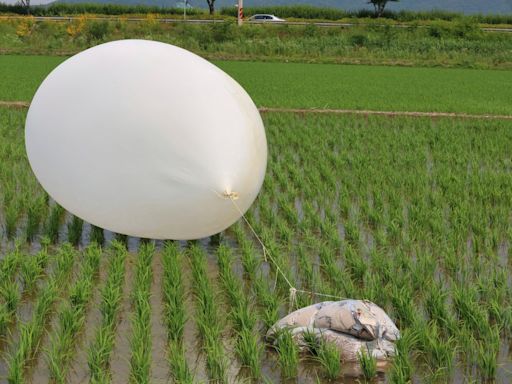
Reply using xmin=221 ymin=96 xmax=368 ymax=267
xmin=0 ymin=101 xmax=30 ymax=108
xmin=258 ymin=107 xmax=512 ymax=120
xmin=2 ymin=100 xmax=512 ymax=120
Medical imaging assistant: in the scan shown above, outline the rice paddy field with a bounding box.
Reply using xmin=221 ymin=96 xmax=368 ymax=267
xmin=0 ymin=99 xmax=511 ymax=383
xmin=1 ymin=55 xmax=512 ymax=115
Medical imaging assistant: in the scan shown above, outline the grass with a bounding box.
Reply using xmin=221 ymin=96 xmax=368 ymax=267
xmin=1 ymin=17 xmax=511 ymax=68
xmin=1 ymin=55 xmax=512 ymax=115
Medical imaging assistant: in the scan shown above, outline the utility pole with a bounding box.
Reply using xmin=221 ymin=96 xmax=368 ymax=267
xmin=238 ymin=0 xmax=243 ymax=26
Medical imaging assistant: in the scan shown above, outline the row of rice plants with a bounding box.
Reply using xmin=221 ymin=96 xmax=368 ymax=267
xmin=0 ymin=245 xmax=22 ymax=336
xmin=88 ymin=241 xmax=128 ymax=383
xmin=189 ymin=244 xmax=228 ymax=383
xmin=161 ymin=242 xmax=194 ymax=383
xmin=45 ymin=243 xmax=102 ymax=382
xmin=215 ymin=244 xmax=262 ymax=379
xmin=129 ymin=242 xmax=155 ymax=383
xmin=6 ymin=244 xmax=76 ymax=383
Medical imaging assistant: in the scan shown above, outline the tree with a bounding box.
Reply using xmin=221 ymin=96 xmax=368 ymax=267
xmin=367 ymin=0 xmax=398 ymax=17
xmin=16 ymin=0 xmax=30 ymax=14
xmin=206 ymin=0 xmax=215 ymax=15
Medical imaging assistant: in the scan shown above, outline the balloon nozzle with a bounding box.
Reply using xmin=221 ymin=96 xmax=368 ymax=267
xmin=223 ymin=190 xmax=239 ymax=200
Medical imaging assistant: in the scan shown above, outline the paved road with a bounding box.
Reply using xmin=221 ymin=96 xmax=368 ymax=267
xmin=1 ymin=15 xmax=511 ymax=33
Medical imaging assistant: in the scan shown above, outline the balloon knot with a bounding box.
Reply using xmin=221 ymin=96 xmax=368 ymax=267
xmin=223 ymin=190 xmax=239 ymax=200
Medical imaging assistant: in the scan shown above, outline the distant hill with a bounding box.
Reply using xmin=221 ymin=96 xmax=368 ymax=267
xmin=4 ymin=0 xmax=512 ymax=14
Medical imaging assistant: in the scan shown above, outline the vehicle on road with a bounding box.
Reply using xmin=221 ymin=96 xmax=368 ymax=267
xmin=248 ymin=14 xmax=285 ymax=22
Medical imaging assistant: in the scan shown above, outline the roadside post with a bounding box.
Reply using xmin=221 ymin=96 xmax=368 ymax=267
xmin=238 ymin=0 xmax=243 ymax=26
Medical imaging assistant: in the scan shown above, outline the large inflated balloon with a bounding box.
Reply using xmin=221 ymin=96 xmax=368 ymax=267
xmin=26 ymin=40 xmax=267 ymax=240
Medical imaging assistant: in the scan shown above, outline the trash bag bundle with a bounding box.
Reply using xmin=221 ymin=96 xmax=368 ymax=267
xmin=267 ymin=300 xmax=400 ymax=361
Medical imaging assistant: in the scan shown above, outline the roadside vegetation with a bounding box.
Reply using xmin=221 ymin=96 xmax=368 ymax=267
xmin=0 ymin=16 xmax=511 ymax=69
xmin=1 ymin=3 xmax=512 ymax=25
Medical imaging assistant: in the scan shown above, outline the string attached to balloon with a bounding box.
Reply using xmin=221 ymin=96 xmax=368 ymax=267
xmin=226 ymin=193 xmax=347 ymax=311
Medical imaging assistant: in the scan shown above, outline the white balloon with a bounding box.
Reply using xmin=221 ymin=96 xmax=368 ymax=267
xmin=25 ymin=39 xmax=267 ymax=240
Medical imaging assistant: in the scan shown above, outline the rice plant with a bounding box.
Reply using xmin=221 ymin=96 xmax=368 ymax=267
xmin=87 ymin=241 xmax=127 ymax=383
xmin=46 ymin=243 xmax=101 ymax=383
xmin=67 ymin=215 xmax=83 ymax=246
xmin=129 ymin=242 xmax=154 ymax=384
xmin=189 ymin=244 xmax=228 ymax=383
xmin=358 ymin=347 xmax=377 ymax=381
xmin=274 ymin=328 xmax=299 ymax=379
xmin=45 ymin=203 xmax=65 ymax=244
xmin=162 ymin=242 xmax=194 ymax=382
xmin=7 ymin=246 xmax=75 ymax=383
xmin=314 ymin=339 xmax=342 ymax=380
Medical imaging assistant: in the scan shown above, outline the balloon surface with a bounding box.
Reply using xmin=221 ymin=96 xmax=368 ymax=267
xmin=25 ymin=39 xmax=267 ymax=240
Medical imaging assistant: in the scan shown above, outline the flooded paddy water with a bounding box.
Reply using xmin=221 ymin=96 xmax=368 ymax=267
xmin=0 ymin=224 xmax=510 ymax=383
xmin=1 ymin=110 xmax=511 ymax=382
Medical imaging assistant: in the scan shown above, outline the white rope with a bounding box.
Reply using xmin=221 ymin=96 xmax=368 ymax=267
xmin=226 ymin=193 xmax=346 ymax=309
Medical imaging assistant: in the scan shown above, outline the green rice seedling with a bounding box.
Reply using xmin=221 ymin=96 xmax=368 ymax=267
xmin=315 ymin=339 xmax=342 ymax=380
xmin=162 ymin=242 xmax=187 ymax=343
xmin=129 ymin=242 xmax=154 ymax=384
xmin=87 ymin=326 xmax=115 ymax=383
xmin=358 ymin=347 xmax=377 ymax=380
xmin=167 ymin=341 xmax=194 ymax=384
xmin=20 ymin=254 xmax=42 ymax=293
xmin=162 ymin=242 xmax=194 ymax=383
xmin=189 ymin=244 xmax=229 ymax=383
xmin=25 ymin=197 xmax=45 ymax=243
xmin=7 ymin=245 xmax=75 ymax=383
xmin=240 ymin=241 xmax=258 ymax=279
xmin=89 ymin=225 xmax=105 ymax=246
xmin=274 ymin=328 xmax=299 ymax=379
xmin=204 ymin=332 xmax=228 ymax=383
xmin=253 ymin=274 xmax=279 ymax=329
xmin=1 ymin=280 xmax=20 ymax=313
xmin=389 ymin=329 xmax=416 ymax=384
xmin=67 ymin=215 xmax=83 ymax=246
xmin=452 ymin=284 xmax=488 ymax=333
xmin=54 ymin=243 xmax=76 ymax=281
xmin=46 ymin=244 xmax=101 ymax=383
xmin=477 ymin=341 xmax=498 ymax=381
xmin=45 ymin=203 xmax=65 ymax=243
xmin=390 ymin=285 xmax=417 ymax=328
xmin=0 ymin=304 xmax=10 ymax=335
xmin=88 ymin=241 xmax=127 ymax=383
xmin=235 ymin=328 xmax=262 ymax=378
xmin=5 ymin=202 xmax=19 ymax=240
xmin=0 ymin=248 xmax=21 ymax=281
xmin=130 ymin=293 xmax=152 ymax=384
xmin=424 ymin=281 xmax=453 ymax=332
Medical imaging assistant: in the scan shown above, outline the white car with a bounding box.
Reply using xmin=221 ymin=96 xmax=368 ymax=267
xmin=248 ymin=14 xmax=285 ymax=22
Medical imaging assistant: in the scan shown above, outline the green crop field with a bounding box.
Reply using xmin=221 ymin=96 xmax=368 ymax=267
xmin=0 ymin=105 xmax=511 ymax=383
xmin=1 ymin=55 xmax=512 ymax=115
xmin=1 ymin=11 xmax=512 ymax=381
